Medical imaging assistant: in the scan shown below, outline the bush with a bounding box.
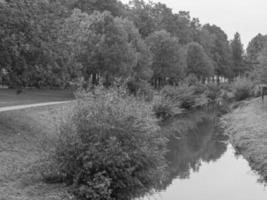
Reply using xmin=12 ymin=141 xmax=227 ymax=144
xmin=127 ymin=79 xmax=154 ymax=101
xmin=48 ymin=86 xmax=167 ymax=200
xmin=153 ymin=95 xmax=183 ymax=120
xmin=233 ymin=77 xmax=254 ymax=101
xmin=205 ymin=83 xmax=221 ymax=102
xmin=161 ymin=84 xmax=196 ymax=110
xmin=252 ymin=85 xmax=261 ymax=97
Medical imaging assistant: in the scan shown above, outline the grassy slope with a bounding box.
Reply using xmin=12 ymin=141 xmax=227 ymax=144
xmin=0 ymin=103 xmax=74 ymax=200
xmin=223 ymin=98 xmax=267 ymax=181
xmin=0 ymin=89 xmax=74 ymax=107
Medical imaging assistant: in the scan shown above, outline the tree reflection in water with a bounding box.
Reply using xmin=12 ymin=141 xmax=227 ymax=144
xmin=158 ymin=112 xmax=229 ymax=191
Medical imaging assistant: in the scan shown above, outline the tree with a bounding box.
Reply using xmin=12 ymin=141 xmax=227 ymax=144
xmin=202 ymin=24 xmax=233 ymax=80
xmin=246 ymin=33 xmax=267 ymax=69
xmin=230 ymin=32 xmax=245 ymax=77
xmin=146 ymin=30 xmax=184 ymax=88
xmin=129 ymin=0 xmax=195 ymax=43
xmin=61 ymin=9 xmax=151 ymax=86
xmin=128 ymin=0 xmax=157 ymax=38
xmin=67 ymin=0 xmax=127 ymax=17
xmin=185 ymin=42 xmax=214 ymax=81
xmin=0 ymin=0 xmax=71 ymax=88
xmin=255 ymin=43 xmax=267 ymax=84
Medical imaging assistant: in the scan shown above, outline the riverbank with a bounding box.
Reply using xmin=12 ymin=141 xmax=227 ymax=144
xmin=223 ymin=97 xmax=267 ymax=181
xmin=0 ymin=103 xmax=74 ymax=200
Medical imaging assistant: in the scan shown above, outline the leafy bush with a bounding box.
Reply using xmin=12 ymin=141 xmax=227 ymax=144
xmin=48 ymin=86 xmax=167 ymax=200
xmin=127 ymin=79 xmax=154 ymax=101
xmin=154 ymin=84 xmax=213 ymax=119
xmin=232 ymin=77 xmax=254 ymax=101
xmin=161 ymin=84 xmax=196 ymax=110
xmin=252 ymin=85 xmax=262 ymax=97
xmin=184 ymin=74 xmax=199 ymax=86
xmin=205 ymin=83 xmax=221 ymax=102
xmin=153 ymin=95 xmax=183 ymax=120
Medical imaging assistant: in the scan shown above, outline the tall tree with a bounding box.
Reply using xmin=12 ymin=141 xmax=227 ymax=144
xmin=185 ymin=42 xmax=214 ymax=81
xmin=202 ymin=24 xmax=233 ymax=80
xmin=61 ymin=9 xmax=151 ymax=86
xmin=146 ymin=30 xmax=184 ymax=88
xmin=230 ymin=32 xmax=245 ymax=77
xmin=129 ymin=0 xmax=195 ymax=43
xmin=68 ymin=0 xmax=127 ymax=17
xmin=128 ymin=0 xmax=157 ymax=37
xmin=0 ymin=0 xmax=71 ymax=88
xmin=246 ymin=34 xmax=267 ymax=69
xmin=256 ymin=43 xmax=267 ymax=84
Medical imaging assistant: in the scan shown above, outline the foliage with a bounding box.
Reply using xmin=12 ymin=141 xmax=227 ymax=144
xmin=0 ymin=0 xmax=72 ymax=88
xmin=153 ymin=94 xmax=183 ymax=120
xmin=246 ymin=33 xmax=267 ymax=69
xmin=230 ymin=32 xmax=246 ymax=76
xmin=69 ymin=0 xmax=127 ymax=17
xmin=201 ymin=24 xmax=233 ymax=79
xmin=48 ymin=86 xmax=167 ymax=200
xmin=127 ymin=79 xmax=154 ymax=101
xmin=160 ymin=84 xmax=197 ymax=110
xmin=0 ymin=0 xmax=241 ymax=89
xmin=146 ymin=30 xmax=184 ymax=88
xmin=232 ymin=77 xmax=254 ymax=101
xmin=205 ymin=83 xmax=221 ymax=102
xmin=129 ymin=0 xmax=195 ymax=44
xmin=255 ymin=43 xmax=267 ymax=84
xmin=185 ymin=42 xmax=214 ymax=80
xmin=154 ymin=82 xmax=232 ymax=119
xmin=61 ymin=9 xmax=152 ymax=86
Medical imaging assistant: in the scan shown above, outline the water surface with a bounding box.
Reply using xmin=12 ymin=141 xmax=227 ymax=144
xmin=145 ymin=117 xmax=267 ymax=200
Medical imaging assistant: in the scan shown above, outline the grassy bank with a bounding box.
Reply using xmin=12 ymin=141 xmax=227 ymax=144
xmin=223 ymin=97 xmax=267 ymax=181
xmin=0 ymin=103 xmax=74 ymax=200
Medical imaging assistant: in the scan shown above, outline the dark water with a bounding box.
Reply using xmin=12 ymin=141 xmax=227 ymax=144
xmin=144 ymin=116 xmax=267 ymax=200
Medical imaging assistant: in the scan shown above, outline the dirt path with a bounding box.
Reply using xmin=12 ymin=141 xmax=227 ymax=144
xmin=223 ymin=98 xmax=267 ymax=181
xmin=0 ymin=101 xmax=71 ymax=113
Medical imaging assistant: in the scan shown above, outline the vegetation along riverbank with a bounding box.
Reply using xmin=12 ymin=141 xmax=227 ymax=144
xmin=223 ymin=98 xmax=267 ymax=182
xmin=3 ymin=0 xmax=267 ymax=199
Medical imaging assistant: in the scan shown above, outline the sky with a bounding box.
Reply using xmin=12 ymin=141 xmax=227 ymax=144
xmin=121 ymin=0 xmax=267 ymax=48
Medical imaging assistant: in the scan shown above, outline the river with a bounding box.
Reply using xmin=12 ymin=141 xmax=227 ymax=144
xmin=143 ymin=115 xmax=267 ymax=200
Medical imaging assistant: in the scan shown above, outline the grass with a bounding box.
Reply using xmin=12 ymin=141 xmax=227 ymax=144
xmin=0 ymin=88 xmax=74 ymax=107
xmin=223 ymin=98 xmax=267 ymax=181
xmin=0 ymin=103 xmax=74 ymax=200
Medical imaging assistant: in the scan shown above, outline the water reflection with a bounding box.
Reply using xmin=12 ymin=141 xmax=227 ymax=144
xmin=159 ymin=114 xmax=228 ymax=190
xmin=143 ymin=113 xmax=267 ymax=200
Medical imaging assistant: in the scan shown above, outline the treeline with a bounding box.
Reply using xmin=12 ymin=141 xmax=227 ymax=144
xmin=246 ymin=34 xmax=267 ymax=83
xmin=0 ymin=0 xmax=247 ymax=89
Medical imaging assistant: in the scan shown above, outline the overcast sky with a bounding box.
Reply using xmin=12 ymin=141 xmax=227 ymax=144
xmin=122 ymin=0 xmax=267 ymax=48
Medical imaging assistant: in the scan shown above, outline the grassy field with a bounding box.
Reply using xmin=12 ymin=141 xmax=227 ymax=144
xmin=223 ymin=98 xmax=267 ymax=182
xmin=0 ymin=89 xmax=74 ymax=107
xmin=0 ymin=103 xmax=74 ymax=200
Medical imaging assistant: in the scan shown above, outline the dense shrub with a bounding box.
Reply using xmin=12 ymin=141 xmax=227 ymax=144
xmin=153 ymin=95 xmax=183 ymax=120
xmin=127 ymin=79 xmax=154 ymax=101
xmin=232 ymin=77 xmax=254 ymax=101
xmin=48 ymin=86 xmax=167 ymax=200
xmin=252 ymin=85 xmax=262 ymax=97
xmin=161 ymin=84 xmax=196 ymax=110
xmin=154 ymin=84 xmax=213 ymax=119
xmin=205 ymin=83 xmax=221 ymax=102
